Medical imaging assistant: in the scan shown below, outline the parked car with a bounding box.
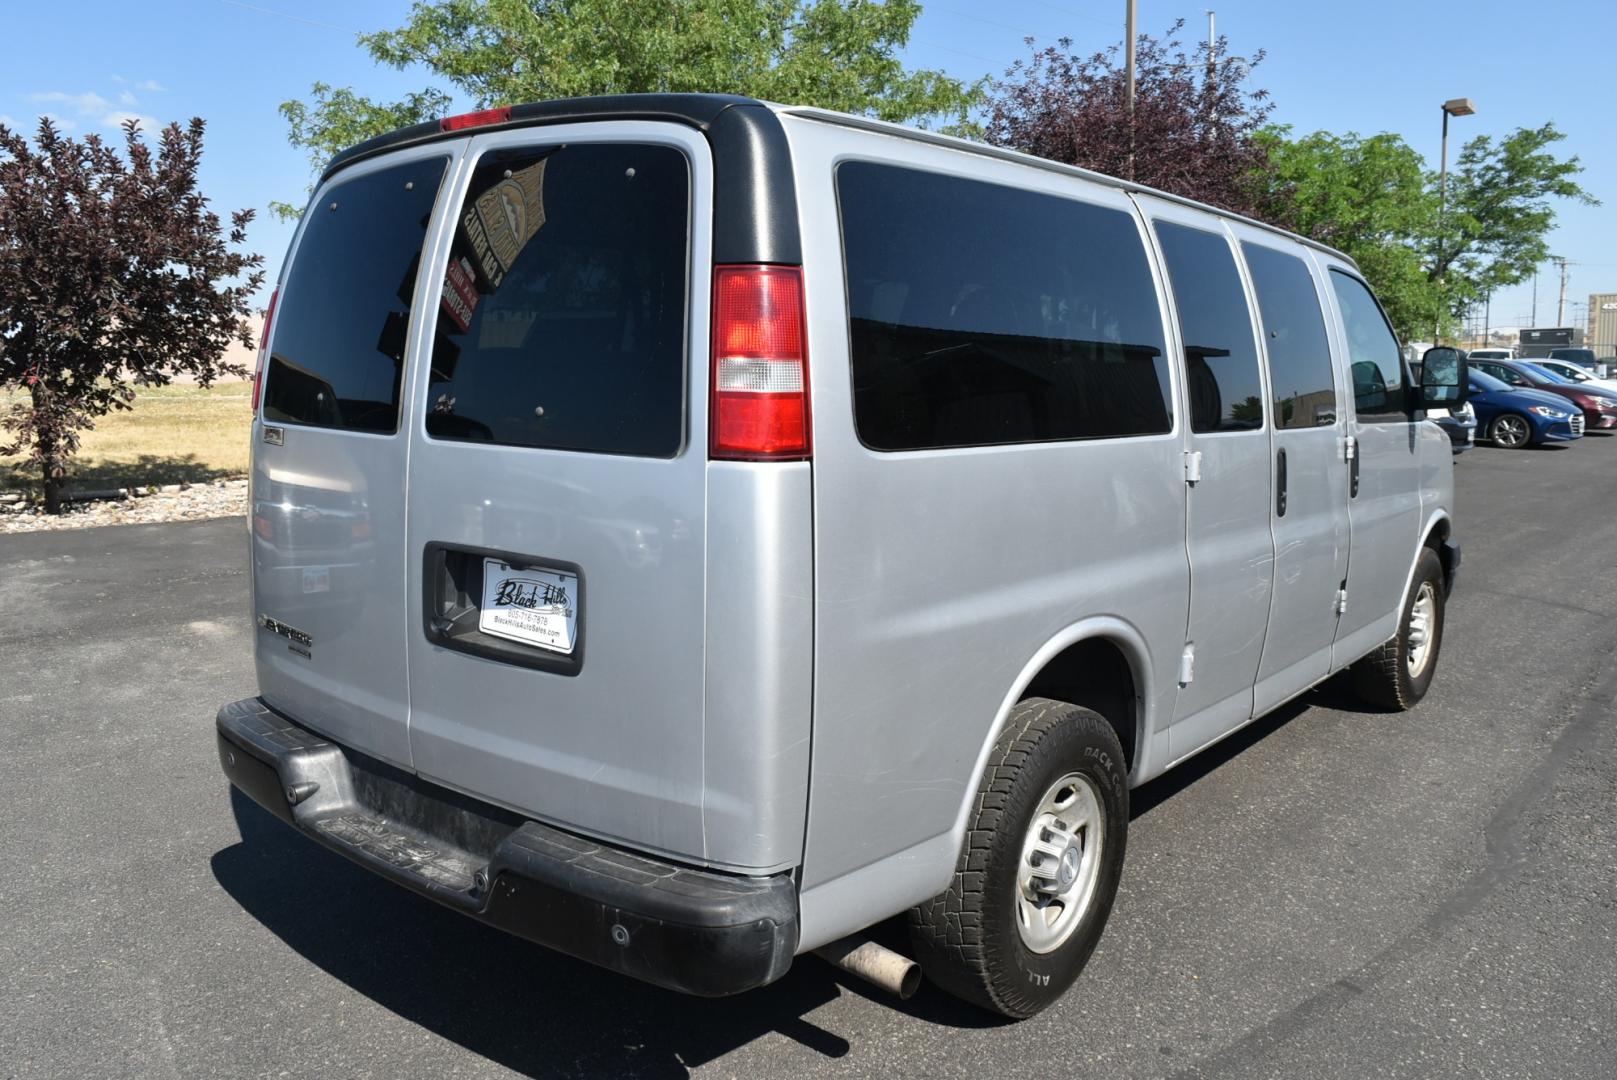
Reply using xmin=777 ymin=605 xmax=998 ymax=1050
xmin=1467 ymin=347 xmax=1515 ymax=360
xmin=215 ymin=94 xmax=1463 ymax=1019
xmin=1469 ymin=358 xmax=1617 ymax=432
xmin=1547 ymin=346 xmax=1610 ymax=377
xmin=1465 ymin=369 xmax=1582 ymax=447
xmin=1533 ymin=356 xmax=1617 ymax=394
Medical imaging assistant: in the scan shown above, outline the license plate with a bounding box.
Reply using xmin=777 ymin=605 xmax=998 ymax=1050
xmin=478 ymin=558 xmax=578 ymax=655
xmin=301 ymin=566 xmax=331 ymax=594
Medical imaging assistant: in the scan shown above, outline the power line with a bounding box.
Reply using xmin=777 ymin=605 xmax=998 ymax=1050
xmin=216 ymin=0 xmax=360 ymax=35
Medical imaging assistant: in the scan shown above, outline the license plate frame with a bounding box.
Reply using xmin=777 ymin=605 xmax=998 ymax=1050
xmin=477 ymin=558 xmax=579 ymax=656
xmin=301 ymin=565 xmax=331 ymax=594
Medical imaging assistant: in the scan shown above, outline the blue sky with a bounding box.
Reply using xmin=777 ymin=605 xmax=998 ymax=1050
xmin=5 ymin=0 xmax=1615 ymax=333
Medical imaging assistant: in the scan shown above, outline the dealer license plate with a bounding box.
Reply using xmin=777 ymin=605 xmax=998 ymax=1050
xmin=301 ymin=566 xmax=331 ymax=594
xmin=478 ymin=558 xmax=578 ymax=655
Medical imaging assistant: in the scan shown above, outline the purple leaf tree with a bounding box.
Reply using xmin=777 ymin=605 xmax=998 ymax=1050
xmin=0 ymin=117 xmax=264 ymax=512
xmin=987 ymin=20 xmax=1278 ymax=219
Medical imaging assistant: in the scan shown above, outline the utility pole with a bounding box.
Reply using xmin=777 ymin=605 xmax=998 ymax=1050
xmin=1207 ymin=9 xmax=1216 ymax=76
xmin=1126 ymin=0 xmax=1137 ymax=180
xmin=1556 ymin=256 xmax=1570 ymax=326
xmin=1532 ymin=268 xmax=1538 ymax=327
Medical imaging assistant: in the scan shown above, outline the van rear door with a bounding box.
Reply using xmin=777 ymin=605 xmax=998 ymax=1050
xmin=400 ymin=124 xmax=718 ymax=865
xmin=252 ymin=146 xmax=455 ymax=768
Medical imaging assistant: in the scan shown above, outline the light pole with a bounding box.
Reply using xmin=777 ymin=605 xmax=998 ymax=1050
xmin=1125 ymin=0 xmax=1137 ymax=179
xmin=1436 ymin=97 xmax=1476 ymax=343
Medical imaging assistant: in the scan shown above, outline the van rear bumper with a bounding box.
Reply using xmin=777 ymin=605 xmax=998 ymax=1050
xmin=215 ymin=697 xmax=798 ymax=996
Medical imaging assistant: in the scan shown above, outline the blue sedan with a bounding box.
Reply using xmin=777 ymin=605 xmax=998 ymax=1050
xmin=1467 ymin=370 xmax=1583 ymax=448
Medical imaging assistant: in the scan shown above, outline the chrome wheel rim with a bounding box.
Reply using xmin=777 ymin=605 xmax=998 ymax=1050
xmin=1494 ymin=416 xmax=1528 ymax=447
xmin=1407 ymin=581 xmax=1437 ymax=677
xmin=1015 ymin=772 xmax=1104 ymax=954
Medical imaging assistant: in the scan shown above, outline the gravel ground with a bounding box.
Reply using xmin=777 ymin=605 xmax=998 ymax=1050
xmin=0 ymin=479 xmax=248 ymax=533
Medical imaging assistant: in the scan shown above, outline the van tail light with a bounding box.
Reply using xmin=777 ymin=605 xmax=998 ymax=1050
xmin=710 ymin=265 xmax=810 ymax=460
xmin=251 ymin=287 xmax=278 ymax=414
xmin=440 ymin=106 xmax=512 ymax=132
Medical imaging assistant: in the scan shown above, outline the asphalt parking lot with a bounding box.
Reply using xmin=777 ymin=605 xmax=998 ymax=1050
xmin=4 ymin=438 xmax=1615 ymax=1079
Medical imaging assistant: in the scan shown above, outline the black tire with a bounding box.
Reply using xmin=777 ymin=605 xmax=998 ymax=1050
xmin=1488 ymin=413 xmax=1533 ymax=449
xmin=1351 ymin=547 xmax=1446 ymax=710
xmin=907 ymin=699 xmax=1128 ymax=1019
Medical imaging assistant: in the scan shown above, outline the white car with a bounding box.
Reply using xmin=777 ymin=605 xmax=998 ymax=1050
xmin=1468 ymin=348 xmax=1515 ymax=360
xmin=1532 ymin=357 xmax=1617 ymax=393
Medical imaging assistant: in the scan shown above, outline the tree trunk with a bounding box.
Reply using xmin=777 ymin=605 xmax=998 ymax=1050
xmin=41 ymin=455 xmax=64 ymax=515
xmin=28 ymin=382 xmax=65 ymax=515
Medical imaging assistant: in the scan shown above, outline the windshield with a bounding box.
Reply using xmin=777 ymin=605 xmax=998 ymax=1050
xmin=1524 ymin=362 xmax=1569 ymax=384
xmin=1470 ymin=370 xmax=1511 ymax=393
xmin=1545 ymin=361 xmax=1589 ymax=381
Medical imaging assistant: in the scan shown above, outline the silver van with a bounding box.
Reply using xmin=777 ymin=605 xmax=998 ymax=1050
xmin=217 ymin=94 xmax=1464 ymax=1019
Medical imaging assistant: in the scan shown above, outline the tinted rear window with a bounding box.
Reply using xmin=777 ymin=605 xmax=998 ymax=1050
xmin=837 ymin=162 xmax=1171 ymax=450
xmin=1153 ymin=221 xmax=1264 ymax=432
xmin=423 ymin=143 xmax=690 ymax=456
xmin=263 ymin=157 xmax=448 ymax=433
xmin=1242 ymin=243 xmax=1337 ymax=430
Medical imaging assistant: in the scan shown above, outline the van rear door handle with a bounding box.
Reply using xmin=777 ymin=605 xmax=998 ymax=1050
xmin=1345 ymin=433 xmax=1358 ymax=501
xmin=1276 ymin=448 xmax=1288 ymax=517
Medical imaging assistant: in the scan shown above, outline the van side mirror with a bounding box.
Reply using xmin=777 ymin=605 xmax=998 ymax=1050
xmin=1418 ymin=346 xmax=1468 ymax=410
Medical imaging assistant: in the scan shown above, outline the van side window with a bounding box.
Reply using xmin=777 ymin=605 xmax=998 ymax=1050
xmin=263 ymin=157 xmax=448 ymax=433
xmin=1329 ymin=270 xmax=1407 ymax=421
xmin=837 ymin=162 xmax=1171 ymax=450
xmin=1242 ymin=243 xmax=1337 ymax=430
xmin=423 ymin=144 xmax=690 ymax=457
xmin=1153 ymin=221 xmax=1264 ymax=432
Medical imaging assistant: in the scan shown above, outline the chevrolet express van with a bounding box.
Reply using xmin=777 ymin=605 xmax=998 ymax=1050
xmin=217 ymin=94 xmax=1464 ymax=1019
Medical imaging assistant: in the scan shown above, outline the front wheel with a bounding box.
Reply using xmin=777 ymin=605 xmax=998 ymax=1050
xmin=907 ymin=699 xmax=1128 ymax=1018
xmin=1489 ymin=413 xmax=1532 ymax=449
xmin=1351 ymin=547 xmax=1446 ymax=710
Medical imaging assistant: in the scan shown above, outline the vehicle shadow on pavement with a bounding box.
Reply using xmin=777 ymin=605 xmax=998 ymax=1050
xmin=1130 ymin=672 xmax=1382 ymax=819
xmin=213 ymin=789 xmax=1000 ymax=1077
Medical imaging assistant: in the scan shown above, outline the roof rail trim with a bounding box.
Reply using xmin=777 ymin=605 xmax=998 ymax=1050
xmin=319 ymin=93 xmax=766 ymax=182
xmin=775 ymin=105 xmax=1357 ymax=269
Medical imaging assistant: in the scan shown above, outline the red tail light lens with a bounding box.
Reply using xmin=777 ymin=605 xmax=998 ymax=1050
xmin=440 ymin=107 xmax=512 ymax=132
xmin=710 ymin=265 xmax=809 ymax=460
xmin=251 ymin=287 xmax=278 ymax=414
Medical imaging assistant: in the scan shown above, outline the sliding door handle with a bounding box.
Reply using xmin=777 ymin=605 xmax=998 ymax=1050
xmin=1276 ymin=448 xmax=1288 ymax=517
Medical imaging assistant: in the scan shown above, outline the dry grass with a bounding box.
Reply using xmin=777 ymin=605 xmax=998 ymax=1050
xmin=1 ymin=382 xmax=253 ymax=495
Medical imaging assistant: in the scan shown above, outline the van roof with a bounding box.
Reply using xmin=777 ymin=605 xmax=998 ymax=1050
xmin=319 ymin=92 xmax=1355 ymax=269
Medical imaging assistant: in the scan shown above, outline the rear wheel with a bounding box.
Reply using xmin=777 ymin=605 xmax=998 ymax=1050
xmin=907 ymin=699 xmax=1128 ymax=1018
xmin=1351 ymin=547 xmax=1446 ymax=710
xmin=1489 ymin=413 xmax=1532 ymax=448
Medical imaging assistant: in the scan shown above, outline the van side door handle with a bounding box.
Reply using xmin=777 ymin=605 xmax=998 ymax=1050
xmin=1276 ymin=448 xmax=1288 ymax=517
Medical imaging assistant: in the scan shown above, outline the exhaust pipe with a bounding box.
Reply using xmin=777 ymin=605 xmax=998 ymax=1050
xmin=814 ymin=935 xmax=922 ymax=999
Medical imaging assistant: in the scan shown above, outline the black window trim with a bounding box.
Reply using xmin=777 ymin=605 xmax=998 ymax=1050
xmin=259 ymin=148 xmax=455 ymax=438
xmin=832 ymin=154 xmax=1180 ymax=455
xmin=1149 ymin=215 xmax=1269 ymax=437
xmin=414 ymin=132 xmax=699 ymax=460
xmin=1327 ymin=266 xmax=1413 ymax=426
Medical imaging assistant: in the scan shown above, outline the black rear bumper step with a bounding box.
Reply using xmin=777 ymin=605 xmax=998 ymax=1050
xmin=216 ymin=697 xmax=798 ymax=996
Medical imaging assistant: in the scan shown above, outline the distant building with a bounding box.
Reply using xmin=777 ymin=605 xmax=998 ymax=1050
xmin=1589 ymin=293 xmax=1617 ymax=357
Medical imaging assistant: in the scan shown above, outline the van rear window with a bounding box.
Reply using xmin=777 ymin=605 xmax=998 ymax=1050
xmin=263 ymin=157 xmax=448 ymax=434
xmin=423 ymin=144 xmax=690 ymax=457
xmin=837 ymin=162 xmax=1171 ymax=451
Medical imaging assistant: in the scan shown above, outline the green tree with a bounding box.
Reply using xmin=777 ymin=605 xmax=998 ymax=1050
xmin=1438 ymin=124 xmax=1596 ymax=311
xmin=1258 ymin=122 xmax=1592 ymax=343
xmin=277 ymin=0 xmax=981 ymax=214
xmin=1260 ymin=128 xmax=1442 ymax=342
